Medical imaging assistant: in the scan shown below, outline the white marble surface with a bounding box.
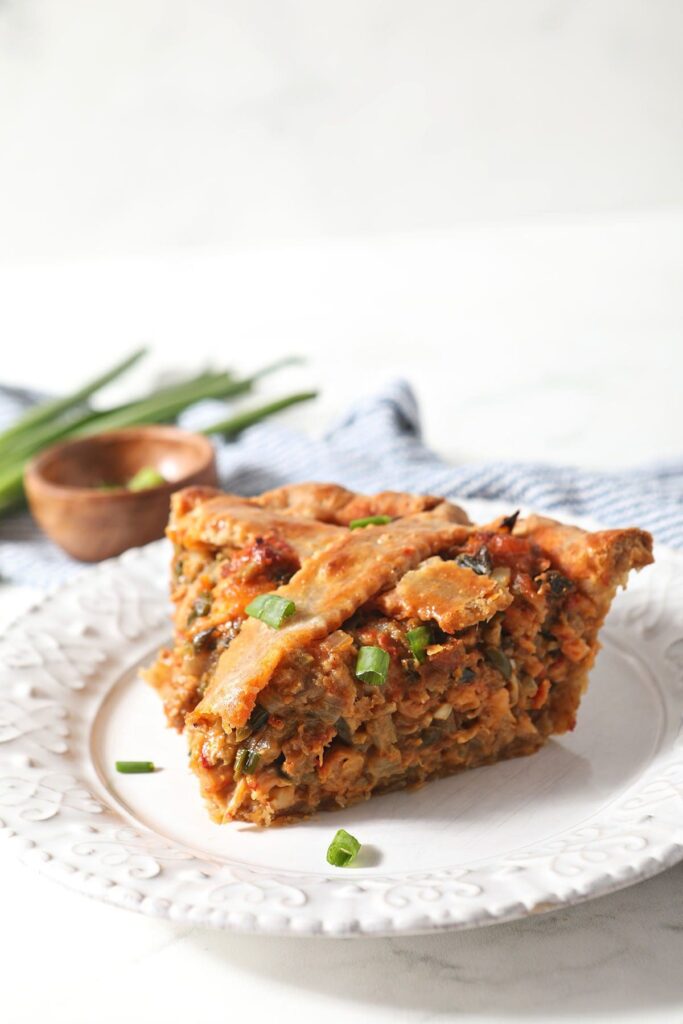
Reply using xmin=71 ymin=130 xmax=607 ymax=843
xmin=2 ymin=1 xmax=683 ymax=1019
xmin=1 ymin=852 xmax=681 ymax=1024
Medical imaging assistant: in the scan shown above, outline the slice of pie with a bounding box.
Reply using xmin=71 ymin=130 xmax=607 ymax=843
xmin=144 ymin=482 xmax=653 ymax=826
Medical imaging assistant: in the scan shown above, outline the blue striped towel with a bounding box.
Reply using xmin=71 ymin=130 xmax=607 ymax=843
xmin=1 ymin=379 xmax=680 ymax=589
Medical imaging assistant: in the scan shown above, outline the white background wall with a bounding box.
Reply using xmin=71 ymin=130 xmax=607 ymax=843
xmin=1 ymin=0 xmax=681 ymax=466
xmin=2 ymin=0 xmax=683 ymax=259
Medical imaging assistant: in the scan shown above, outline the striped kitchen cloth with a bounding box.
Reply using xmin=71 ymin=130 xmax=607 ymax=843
xmin=0 ymin=379 xmax=681 ymax=590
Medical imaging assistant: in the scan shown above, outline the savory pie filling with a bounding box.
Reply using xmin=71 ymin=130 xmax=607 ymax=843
xmin=144 ymin=483 xmax=653 ymax=826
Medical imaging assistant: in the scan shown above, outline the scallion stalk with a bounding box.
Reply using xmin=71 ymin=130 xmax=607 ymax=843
xmin=4 ymin=408 xmax=105 ymax=463
xmin=201 ymin=391 xmax=317 ymax=437
xmin=0 ymin=348 xmax=147 ymax=452
xmin=74 ymin=374 xmax=251 ymax=436
xmin=0 ymin=353 xmax=316 ymax=518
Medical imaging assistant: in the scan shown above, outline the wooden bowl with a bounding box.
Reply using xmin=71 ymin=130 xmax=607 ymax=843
xmin=24 ymin=426 xmax=218 ymax=562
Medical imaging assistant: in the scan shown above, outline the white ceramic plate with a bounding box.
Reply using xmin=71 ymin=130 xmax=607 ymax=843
xmin=1 ymin=500 xmax=682 ymax=937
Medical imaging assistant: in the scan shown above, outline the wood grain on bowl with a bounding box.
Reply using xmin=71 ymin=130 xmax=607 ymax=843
xmin=24 ymin=426 xmax=218 ymax=561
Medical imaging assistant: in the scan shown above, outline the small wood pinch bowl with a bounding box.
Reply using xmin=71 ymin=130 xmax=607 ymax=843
xmin=24 ymin=426 xmax=218 ymax=562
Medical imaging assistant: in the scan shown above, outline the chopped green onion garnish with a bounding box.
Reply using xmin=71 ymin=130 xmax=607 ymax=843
xmin=326 ymin=828 xmax=361 ymax=867
xmin=406 ymin=625 xmax=431 ymax=664
xmin=234 ymin=748 xmax=261 ymax=777
xmin=127 ymin=465 xmax=166 ymax=491
xmin=349 ymin=515 xmax=393 ymax=530
xmin=115 ymin=761 xmax=155 ymax=774
xmin=355 ymin=645 xmax=390 ymax=686
xmin=245 ymin=593 xmax=296 ymax=629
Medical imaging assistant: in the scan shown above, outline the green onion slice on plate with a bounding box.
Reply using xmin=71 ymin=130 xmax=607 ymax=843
xmin=355 ymin=645 xmax=390 ymax=686
xmin=115 ymin=761 xmax=155 ymax=774
xmin=245 ymin=593 xmax=296 ymax=629
xmin=326 ymin=828 xmax=361 ymax=867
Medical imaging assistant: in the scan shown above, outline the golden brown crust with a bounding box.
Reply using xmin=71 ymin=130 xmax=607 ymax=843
xmin=168 ymin=482 xmax=469 ymax=556
xmin=168 ymin=491 xmax=341 ymax=560
xmin=256 ymin=482 xmax=470 ymax=526
xmin=377 ymin=557 xmax=512 ymax=632
xmin=517 ymin=515 xmax=653 ymax=600
xmin=255 ymin=482 xmax=357 ymax=521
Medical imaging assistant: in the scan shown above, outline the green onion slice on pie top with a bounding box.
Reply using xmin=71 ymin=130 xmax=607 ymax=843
xmin=349 ymin=515 xmax=392 ymax=530
xmin=245 ymin=593 xmax=296 ymax=629
xmin=115 ymin=761 xmax=155 ymax=774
